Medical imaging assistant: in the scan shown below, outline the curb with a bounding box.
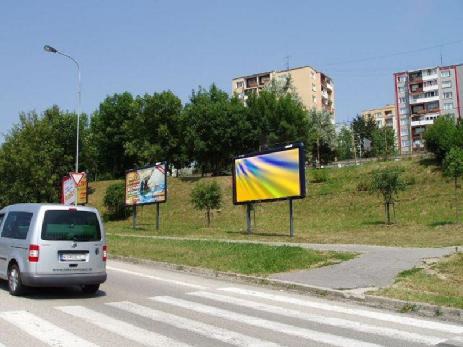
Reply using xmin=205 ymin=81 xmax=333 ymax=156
xmin=110 ymin=255 xmax=463 ymax=324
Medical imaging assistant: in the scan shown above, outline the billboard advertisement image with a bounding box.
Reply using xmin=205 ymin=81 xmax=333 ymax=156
xmin=61 ymin=174 xmax=88 ymax=205
xmin=125 ymin=162 xmax=167 ymax=206
xmin=233 ymin=143 xmax=305 ymax=205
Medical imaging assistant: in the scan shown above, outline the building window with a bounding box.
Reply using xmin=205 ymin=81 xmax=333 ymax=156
xmin=424 ymin=91 xmax=438 ymax=98
xmin=236 ymin=81 xmax=244 ymax=89
xmin=400 ymin=107 xmax=408 ymax=115
xmin=312 ymin=96 xmax=316 ymax=103
xmin=443 ymin=92 xmax=453 ymax=99
xmin=442 ymin=80 xmax=452 ymax=89
xmin=443 ymin=102 xmax=454 ymax=110
xmin=398 ymin=87 xmax=405 ymax=93
xmin=397 ymin=76 xmax=406 ymax=82
xmin=399 ymin=97 xmax=407 ymax=103
xmin=441 ymin=70 xmax=451 ymax=78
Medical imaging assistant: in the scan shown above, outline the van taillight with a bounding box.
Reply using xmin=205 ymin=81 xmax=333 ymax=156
xmin=102 ymin=245 xmax=107 ymax=261
xmin=28 ymin=244 xmax=40 ymax=262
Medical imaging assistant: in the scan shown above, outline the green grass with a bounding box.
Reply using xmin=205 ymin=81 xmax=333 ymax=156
xmin=89 ymin=157 xmax=463 ymax=247
xmin=108 ymin=235 xmax=355 ymax=275
xmin=372 ymin=253 xmax=463 ymax=309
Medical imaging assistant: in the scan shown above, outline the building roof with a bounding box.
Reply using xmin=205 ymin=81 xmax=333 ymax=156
xmin=232 ymin=65 xmax=332 ymax=81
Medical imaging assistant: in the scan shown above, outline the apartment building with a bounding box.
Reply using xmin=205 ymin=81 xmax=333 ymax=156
xmin=361 ymin=103 xmax=397 ymax=130
xmin=232 ymin=66 xmax=335 ymax=121
xmin=394 ymin=64 xmax=463 ymax=154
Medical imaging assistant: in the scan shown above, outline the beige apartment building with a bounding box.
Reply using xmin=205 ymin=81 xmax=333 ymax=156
xmin=361 ymin=104 xmax=398 ymax=142
xmin=232 ymin=66 xmax=335 ymax=122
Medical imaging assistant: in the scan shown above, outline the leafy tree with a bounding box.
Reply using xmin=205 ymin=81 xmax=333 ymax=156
xmin=372 ymin=127 xmax=397 ymax=160
xmin=124 ymin=91 xmax=187 ymax=172
xmin=190 ymin=180 xmax=222 ymax=227
xmin=307 ymin=109 xmax=336 ymax=166
xmin=369 ymin=167 xmax=406 ymax=224
xmin=246 ymin=90 xmax=309 ymax=150
xmin=91 ymin=92 xmax=137 ymax=178
xmin=443 ymin=147 xmax=463 ymax=223
xmin=336 ymin=126 xmax=354 ymax=160
xmin=0 ymin=106 xmax=90 ymax=205
xmin=262 ymin=74 xmax=300 ymax=102
xmin=424 ymin=115 xmax=462 ymax=163
xmin=352 ymin=114 xmax=377 ymax=158
xmin=183 ymin=84 xmax=252 ymax=175
xmin=103 ymin=182 xmax=128 ymax=220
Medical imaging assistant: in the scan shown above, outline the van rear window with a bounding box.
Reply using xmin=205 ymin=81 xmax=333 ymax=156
xmin=41 ymin=210 xmax=101 ymax=241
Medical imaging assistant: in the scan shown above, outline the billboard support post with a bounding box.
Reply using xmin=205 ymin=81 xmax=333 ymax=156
xmin=132 ymin=206 xmax=137 ymax=229
xmin=289 ymin=199 xmax=294 ymax=238
xmin=156 ymin=203 xmax=160 ymax=230
xmin=246 ymin=204 xmax=252 ymax=234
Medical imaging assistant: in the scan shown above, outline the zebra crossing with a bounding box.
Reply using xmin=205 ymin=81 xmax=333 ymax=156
xmin=0 ymin=286 xmax=462 ymax=347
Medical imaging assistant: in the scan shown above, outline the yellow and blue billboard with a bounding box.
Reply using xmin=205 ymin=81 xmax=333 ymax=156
xmin=233 ymin=143 xmax=306 ymax=204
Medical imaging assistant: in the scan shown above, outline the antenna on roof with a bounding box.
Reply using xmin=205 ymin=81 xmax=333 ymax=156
xmin=440 ymin=45 xmax=443 ymax=65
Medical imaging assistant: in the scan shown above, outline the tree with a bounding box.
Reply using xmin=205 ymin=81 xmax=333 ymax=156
xmin=307 ymin=109 xmax=336 ymax=166
xmin=336 ymin=126 xmax=354 ymax=160
xmin=246 ymin=90 xmax=309 ymax=150
xmin=190 ymin=180 xmax=222 ymax=227
xmin=183 ymin=84 xmax=252 ymax=175
xmin=372 ymin=127 xmax=397 ymax=160
xmin=124 ymin=91 xmax=187 ymax=172
xmin=91 ymin=92 xmax=137 ymax=178
xmin=369 ymin=167 xmax=406 ymax=224
xmin=424 ymin=115 xmax=462 ymax=163
xmin=352 ymin=114 xmax=377 ymax=158
xmin=0 ymin=106 xmax=90 ymax=206
xmin=443 ymin=147 xmax=463 ymax=223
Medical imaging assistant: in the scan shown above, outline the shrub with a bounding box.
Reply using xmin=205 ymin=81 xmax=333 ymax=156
xmin=191 ymin=180 xmax=222 ymax=227
xmin=356 ymin=179 xmax=370 ymax=192
xmin=103 ymin=182 xmax=128 ymax=220
xmin=311 ymin=169 xmax=329 ymax=183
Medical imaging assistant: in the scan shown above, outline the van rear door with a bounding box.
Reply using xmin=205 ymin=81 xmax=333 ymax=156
xmin=36 ymin=209 xmax=105 ymax=275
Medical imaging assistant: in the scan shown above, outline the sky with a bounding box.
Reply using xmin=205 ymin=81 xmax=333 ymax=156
xmin=1 ymin=0 xmax=463 ymax=139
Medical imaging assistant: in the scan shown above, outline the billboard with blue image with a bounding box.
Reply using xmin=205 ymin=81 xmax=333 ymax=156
xmin=125 ymin=162 xmax=167 ymax=206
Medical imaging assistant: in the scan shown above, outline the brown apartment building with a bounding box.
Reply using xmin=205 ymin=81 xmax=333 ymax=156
xmin=232 ymin=66 xmax=335 ymax=122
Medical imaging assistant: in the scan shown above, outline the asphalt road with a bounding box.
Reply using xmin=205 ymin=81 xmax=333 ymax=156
xmin=0 ymin=259 xmax=462 ymax=347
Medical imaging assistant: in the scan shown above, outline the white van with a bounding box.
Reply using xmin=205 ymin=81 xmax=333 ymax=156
xmin=0 ymin=204 xmax=107 ymax=296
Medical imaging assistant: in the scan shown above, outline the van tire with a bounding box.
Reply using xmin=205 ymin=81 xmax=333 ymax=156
xmin=8 ymin=264 xmax=25 ymax=296
xmin=81 ymin=284 xmax=100 ymax=294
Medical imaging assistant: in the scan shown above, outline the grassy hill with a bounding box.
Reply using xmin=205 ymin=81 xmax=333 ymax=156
xmin=88 ymin=157 xmax=463 ymax=247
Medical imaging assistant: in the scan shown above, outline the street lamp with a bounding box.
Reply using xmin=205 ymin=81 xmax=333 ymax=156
xmin=43 ymin=44 xmax=81 ymax=205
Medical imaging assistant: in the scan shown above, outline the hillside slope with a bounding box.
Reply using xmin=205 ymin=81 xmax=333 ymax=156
xmin=88 ymin=158 xmax=463 ymax=247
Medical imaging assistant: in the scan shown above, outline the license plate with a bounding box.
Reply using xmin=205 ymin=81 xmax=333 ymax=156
xmin=60 ymin=253 xmax=87 ymax=261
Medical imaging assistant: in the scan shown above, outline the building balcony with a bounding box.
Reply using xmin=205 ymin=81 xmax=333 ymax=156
xmin=321 ymin=90 xmax=329 ymax=99
xmin=411 ymin=119 xmax=434 ymax=127
xmin=422 ymin=73 xmax=438 ymax=81
xmin=423 ymin=83 xmax=439 ymax=92
xmin=409 ymin=95 xmax=439 ymax=105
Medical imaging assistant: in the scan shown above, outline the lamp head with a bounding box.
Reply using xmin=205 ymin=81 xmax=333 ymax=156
xmin=43 ymin=45 xmax=58 ymax=53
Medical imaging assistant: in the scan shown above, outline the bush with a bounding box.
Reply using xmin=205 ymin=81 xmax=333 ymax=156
xmin=311 ymin=169 xmax=329 ymax=183
xmin=424 ymin=116 xmax=462 ymax=163
xmin=103 ymin=182 xmax=128 ymax=220
xmin=356 ymin=179 xmax=370 ymax=192
xmin=191 ymin=180 xmax=222 ymax=227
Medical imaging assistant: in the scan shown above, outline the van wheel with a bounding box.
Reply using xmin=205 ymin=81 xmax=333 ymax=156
xmin=8 ymin=264 xmax=25 ymax=296
xmin=81 ymin=284 xmax=100 ymax=294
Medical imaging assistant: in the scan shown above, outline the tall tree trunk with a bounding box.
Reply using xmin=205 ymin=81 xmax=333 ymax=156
xmin=317 ymin=137 xmax=320 ymax=168
xmin=206 ymin=208 xmax=211 ymax=227
xmin=455 ymin=177 xmax=459 ymax=224
xmin=386 ymin=202 xmax=391 ymax=224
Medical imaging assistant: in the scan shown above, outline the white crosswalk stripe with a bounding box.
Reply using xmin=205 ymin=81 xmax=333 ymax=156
xmin=106 ymin=266 xmax=207 ymax=289
xmin=0 ymin=310 xmax=97 ymax=347
xmin=151 ymin=296 xmax=384 ymax=347
xmin=218 ymin=287 xmax=463 ymax=335
xmin=107 ymin=301 xmax=281 ymax=347
xmin=189 ymin=290 xmax=446 ymax=345
xmin=56 ymin=305 xmax=191 ymax=347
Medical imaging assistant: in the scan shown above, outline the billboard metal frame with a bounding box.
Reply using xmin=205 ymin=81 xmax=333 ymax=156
xmin=232 ymin=142 xmax=306 ymax=206
xmin=125 ymin=161 xmax=168 ymax=207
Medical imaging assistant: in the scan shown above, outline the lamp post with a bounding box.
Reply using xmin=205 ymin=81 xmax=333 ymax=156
xmin=44 ymin=44 xmax=81 ymax=205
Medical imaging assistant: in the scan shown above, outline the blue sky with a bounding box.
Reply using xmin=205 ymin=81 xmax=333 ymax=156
xmin=1 ymin=0 xmax=463 ymax=138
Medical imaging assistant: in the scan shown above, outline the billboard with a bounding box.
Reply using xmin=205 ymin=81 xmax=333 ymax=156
xmin=61 ymin=174 xmax=88 ymax=205
xmin=232 ymin=143 xmax=305 ymax=205
xmin=125 ymin=162 xmax=167 ymax=206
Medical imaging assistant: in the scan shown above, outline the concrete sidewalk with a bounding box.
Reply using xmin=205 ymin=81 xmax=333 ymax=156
xmin=113 ymin=233 xmax=458 ymax=291
xmin=270 ymin=243 xmax=456 ymax=290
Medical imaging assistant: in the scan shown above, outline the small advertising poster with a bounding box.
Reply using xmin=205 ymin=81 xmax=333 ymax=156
xmin=125 ymin=162 xmax=167 ymax=206
xmin=61 ymin=173 xmax=88 ymax=205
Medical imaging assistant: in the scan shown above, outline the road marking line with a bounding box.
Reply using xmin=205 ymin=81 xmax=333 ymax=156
xmin=0 ymin=311 xmax=97 ymax=347
xmin=189 ymin=291 xmax=445 ymax=345
xmin=107 ymin=301 xmax=280 ymax=347
xmin=217 ymin=287 xmax=463 ymax=334
xmin=106 ymin=266 xmax=206 ymax=289
xmin=151 ymin=296 xmax=383 ymax=347
xmin=56 ymin=305 xmax=191 ymax=347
